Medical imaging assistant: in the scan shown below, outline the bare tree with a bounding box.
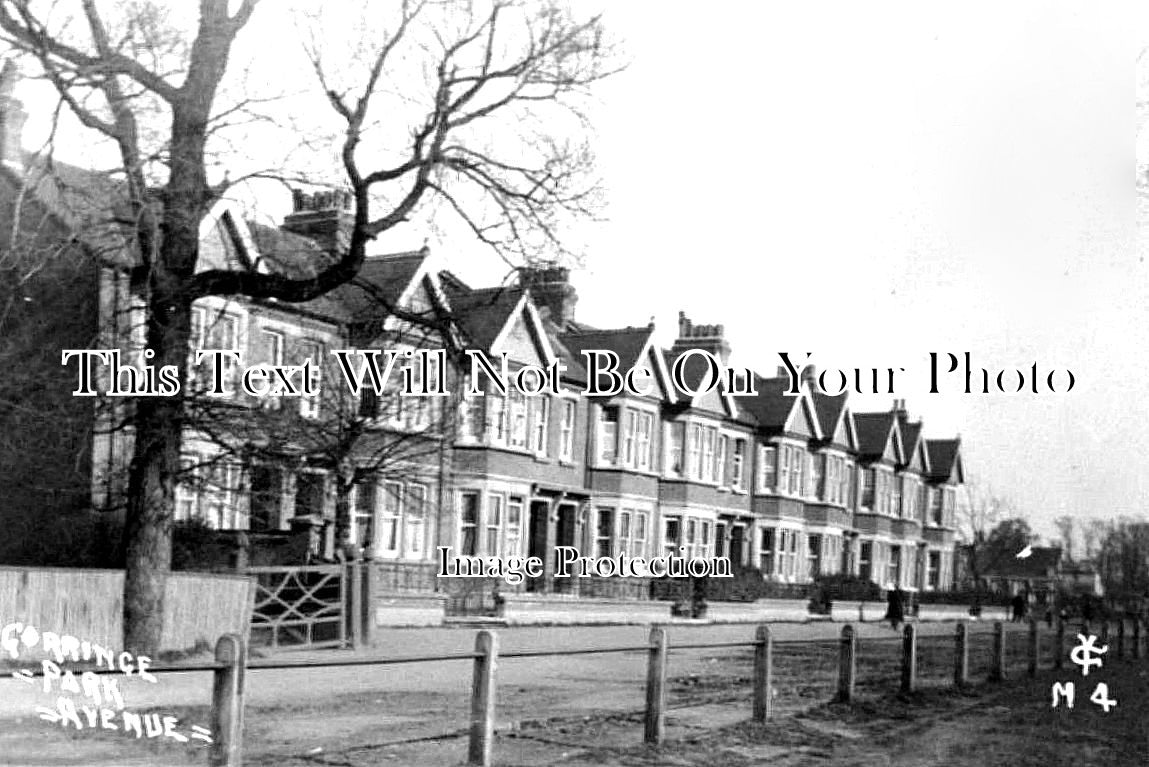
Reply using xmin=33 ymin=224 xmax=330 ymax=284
xmin=0 ymin=0 xmax=616 ymax=653
xmin=957 ymin=481 xmax=1012 ymax=585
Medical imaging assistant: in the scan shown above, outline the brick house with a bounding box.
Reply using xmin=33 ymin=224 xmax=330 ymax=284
xmin=0 ymin=66 xmax=967 ymax=595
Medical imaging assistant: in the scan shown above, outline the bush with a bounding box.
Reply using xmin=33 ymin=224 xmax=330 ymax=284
xmin=815 ymin=573 xmax=882 ymax=602
xmin=915 ymin=588 xmax=1011 ymax=607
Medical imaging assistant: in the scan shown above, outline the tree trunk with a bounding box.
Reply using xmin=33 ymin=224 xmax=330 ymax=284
xmin=121 ymin=292 xmax=192 ymax=654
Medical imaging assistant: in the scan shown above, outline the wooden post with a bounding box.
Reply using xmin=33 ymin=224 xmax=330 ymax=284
xmin=901 ymin=624 xmax=917 ymax=694
xmin=954 ymin=622 xmax=969 ymax=688
xmin=346 ymin=562 xmax=363 ymax=649
xmin=468 ymin=630 xmax=498 ymax=767
xmin=1026 ymin=620 xmax=1039 ymax=677
xmin=360 ymin=562 xmax=376 ymax=647
xmin=644 ymin=626 xmax=668 ymax=744
xmin=1054 ymin=618 xmax=1065 ymax=670
xmin=1117 ymin=619 xmax=1126 ymax=659
xmin=209 ymin=634 xmax=247 ymax=767
xmin=753 ymin=625 xmax=773 ymax=722
xmin=837 ymin=625 xmax=856 ymax=702
xmin=990 ymin=621 xmax=1005 ymax=682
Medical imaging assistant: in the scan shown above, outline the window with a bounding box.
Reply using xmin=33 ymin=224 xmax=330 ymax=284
xmin=760 ymin=446 xmax=777 ymax=491
xmin=596 ymin=508 xmax=615 ymax=558
xmin=903 ymin=477 xmax=917 ymax=520
xmin=927 ymin=551 xmax=941 ymax=589
xmin=380 ymin=481 xmax=402 ymax=555
xmin=260 ymin=329 xmax=284 ymax=409
xmin=888 ymin=545 xmax=902 ymax=587
xmin=176 ymin=454 xmax=201 ymax=522
xmin=459 ymin=492 xmax=479 ymax=556
xmin=458 ymin=386 xmax=483 ymax=442
xmin=485 ymin=495 xmax=503 ymax=556
xmin=859 ymin=541 xmax=873 ymax=581
xmin=353 ymin=481 xmax=375 ymax=550
xmin=248 ymin=465 xmax=282 ymax=532
xmin=618 ymin=510 xmax=633 ymax=556
xmin=760 ymin=528 xmax=775 ymax=575
xmin=689 ymin=424 xmax=703 ymax=479
xmin=668 ymin=422 xmax=685 ymax=476
xmin=506 ymin=498 xmax=524 ymax=557
xmin=716 ymin=435 xmax=728 ymax=485
xmin=560 ymin=401 xmax=575 ymax=460
xmin=634 ymin=512 xmax=648 ymax=557
xmin=599 ymin=407 xmax=618 ymax=464
xmin=623 ymin=411 xmax=637 ymax=466
xmin=509 ymin=390 xmax=528 ymax=448
xmin=779 ymin=446 xmax=792 ymax=493
xmin=807 ymin=534 xmax=822 ymax=579
xmin=294 ymin=472 xmax=325 ymax=519
xmin=298 ymin=341 xmax=322 ymax=418
xmin=204 ymin=463 xmax=241 ymax=529
xmin=701 ymin=521 xmax=712 ymax=558
xmin=845 ymin=461 xmax=856 ymax=508
xmin=530 ymin=396 xmax=549 ymax=454
xmin=702 ymin=427 xmax=717 ymax=482
xmin=636 ymin=412 xmax=653 ymax=470
xmin=487 ymin=391 xmax=507 ymax=445
xmin=663 ymin=517 xmax=681 ymax=556
xmin=943 ymin=488 xmax=955 ymax=527
xmin=861 ymin=469 xmax=875 ymax=509
xmin=685 ymin=518 xmax=698 ymax=557
xmin=891 ymin=476 xmax=902 ymax=517
xmin=810 ymin=454 xmax=823 ymax=500
xmin=731 ymin=440 xmax=745 ymax=489
xmin=715 ymin=522 xmax=727 ymax=558
xmin=192 ymin=309 xmax=240 ymax=394
xmin=930 ymin=488 xmax=943 ymax=526
xmin=406 ymin=484 xmax=426 ymax=557
xmin=790 ymin=447 xmax=805 ymax=495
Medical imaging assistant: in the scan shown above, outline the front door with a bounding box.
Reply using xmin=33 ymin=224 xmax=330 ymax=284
xmin=553 ymin=503 xmax=577 ymax=593
xmin=526 ymin=500 xmax=549 ymax=592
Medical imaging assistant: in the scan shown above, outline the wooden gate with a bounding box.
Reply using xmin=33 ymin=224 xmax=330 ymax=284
xmin=247 ymin=565 xmax=347 ymax=649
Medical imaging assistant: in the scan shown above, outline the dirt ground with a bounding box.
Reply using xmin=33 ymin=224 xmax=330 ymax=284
xmin=3 ymin=626 xmax=1143 ymax=766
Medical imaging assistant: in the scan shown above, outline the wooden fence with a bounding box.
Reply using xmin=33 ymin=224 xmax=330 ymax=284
xmin=0 ymin=566 xmax=254 ymax=654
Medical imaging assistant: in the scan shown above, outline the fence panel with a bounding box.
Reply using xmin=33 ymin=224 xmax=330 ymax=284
xmin=0 ymin=566 xmax=253 ymax=655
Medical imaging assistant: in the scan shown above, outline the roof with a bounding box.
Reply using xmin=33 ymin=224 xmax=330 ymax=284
xmin=439 ymin=278 xmax=526 ymax=352
xmin=2 ymin=154 xmax=133 ymax=266
xmin=852 ymin=411 xmax=898 ymax=458
xmin=739 ymin=375 xmax=796 ymax=430
xmin=333 ymin=250 xmax=428 ymax=323
xmin=559 ymin=325 xmax=653 ymax=372
xmin=811 ymin=390 xmax=849 ymax=443
xmin=981 ymin=546 xmax=1062 ymax=579
xmin=925 ymin=438 xmax=962 ymax=481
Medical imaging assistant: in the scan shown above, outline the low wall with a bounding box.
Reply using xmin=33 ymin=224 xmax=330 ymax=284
xmin=372 ymin=593 xmax=448 ymax=627
xmin=0 ymin=566 xmax=254 ymax=656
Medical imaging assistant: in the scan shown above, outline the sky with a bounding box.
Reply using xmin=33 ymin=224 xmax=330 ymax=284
xmin=9 ymin=0 xmax=1149 ymax=543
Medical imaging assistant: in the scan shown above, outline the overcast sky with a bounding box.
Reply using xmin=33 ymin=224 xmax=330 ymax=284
xmin=571 ymin=1 xmax=1148 ymax=543
xmin=12 ymin=1 xmax=1149 ymax=543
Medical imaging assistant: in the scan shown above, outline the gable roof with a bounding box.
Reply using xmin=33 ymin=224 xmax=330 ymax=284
xmin=852 ymin=411 xmax=904 ymax=463
xmin=739 ymin=375 xmax=821 ymax=438
xmin=811 ymin=390 xmax=853 ymax=448
xmin=926 ymin=438 xmax=964 ymax=483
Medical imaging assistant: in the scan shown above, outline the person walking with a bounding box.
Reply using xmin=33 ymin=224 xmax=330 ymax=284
xmin=886 ymin=588 xmax=905 ymax=630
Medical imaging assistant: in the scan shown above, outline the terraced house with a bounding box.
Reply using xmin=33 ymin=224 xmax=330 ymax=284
xmin=0 ymin=62 xmax=965 ymax=598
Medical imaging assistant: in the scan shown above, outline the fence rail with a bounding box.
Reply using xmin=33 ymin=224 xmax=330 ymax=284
xmin=14 ymin=616 xmax=1141 ymax=767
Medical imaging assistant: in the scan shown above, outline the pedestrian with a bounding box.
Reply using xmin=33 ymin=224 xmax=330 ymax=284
xmin=886 ymin=588 xmax=905 ymax=630
xmin=1011 ymin=593 xmax=1025 ymax=623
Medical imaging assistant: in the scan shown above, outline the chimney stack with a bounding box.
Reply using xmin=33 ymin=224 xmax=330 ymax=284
xmin=670 ymin=310 xmax=731 ymax=364
xmin=0 ymin=61 xmax=27 ymax=169
xmin=282 ymin=188 xmax=354 ymax=255
xmin=520 ymin=264 xmax=578 ymax=326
